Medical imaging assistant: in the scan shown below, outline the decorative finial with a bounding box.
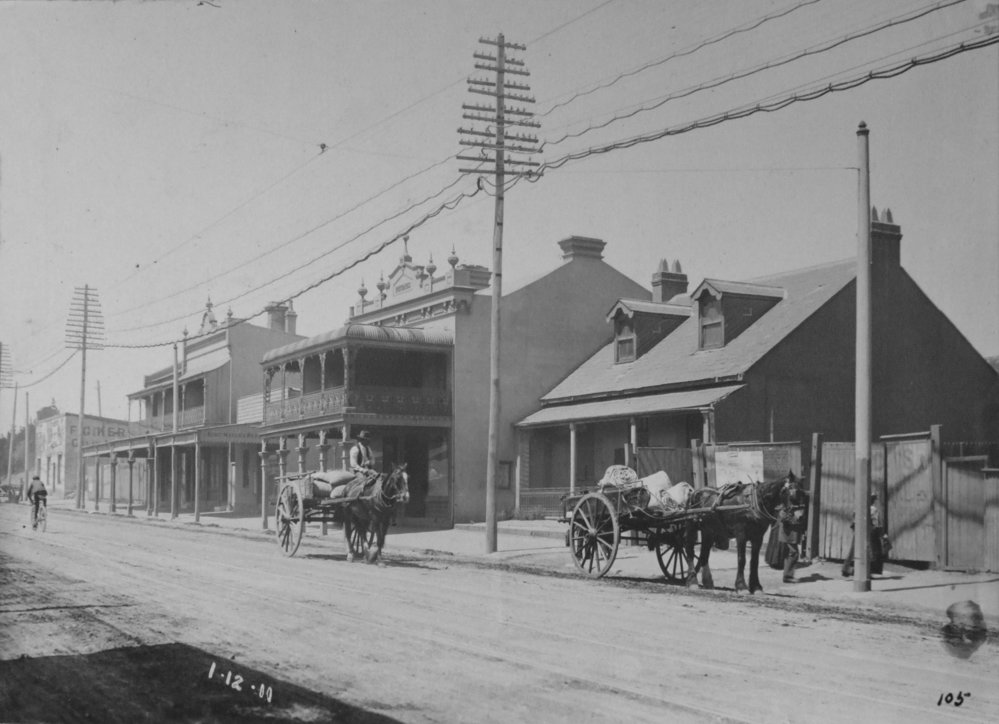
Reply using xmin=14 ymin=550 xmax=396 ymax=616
xmin=426 ymin=254 xmax=437 ymax=277
xmin=183 ymin=327 xmax=189 ymax=338
xmin=448 ymin=245 xmax=459 ymax=268
xmin=226 ymin=307 xmax=234 ymax=322
xmin=358 ymin=279 xmax=368 ymax=300
xmin=376 ymin=272 xmax=387 ymax=295
xmin=402 ymin=235 xmax=412 ymax=263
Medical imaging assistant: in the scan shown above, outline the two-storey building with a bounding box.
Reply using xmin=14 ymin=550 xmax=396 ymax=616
xmin=83 ymin=300 xmax=303 ymax=515
xmin=257 ymin=235 xmax=650 ymax=525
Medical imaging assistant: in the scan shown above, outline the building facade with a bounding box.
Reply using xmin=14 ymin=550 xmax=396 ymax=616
xmin=517 ymin=211 xmax=999 ymax=496
xmin=82 ymin=300 xmax=304 ymax=515
xmin=256 ymin=235 xmax=650 ymax=524
xmin=34 ymin=412 xmax=146 ymax=500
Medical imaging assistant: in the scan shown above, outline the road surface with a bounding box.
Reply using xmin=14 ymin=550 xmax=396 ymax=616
xmin=1 ymin=505 xmax=996 ymax=723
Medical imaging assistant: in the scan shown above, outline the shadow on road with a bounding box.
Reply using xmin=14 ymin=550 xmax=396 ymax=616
xmin=0 ymin=642 xmax=401 ymax=723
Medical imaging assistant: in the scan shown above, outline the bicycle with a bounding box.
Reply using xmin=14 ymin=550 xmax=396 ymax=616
xmin=31 ymin=499 xmax=48 ymax=533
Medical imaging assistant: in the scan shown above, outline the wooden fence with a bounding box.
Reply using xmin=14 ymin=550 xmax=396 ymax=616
xmin=813 ymin=427 xmax=999 ymax=571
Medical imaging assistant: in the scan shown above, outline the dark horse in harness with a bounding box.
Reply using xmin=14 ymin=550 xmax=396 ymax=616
xmin=342 ymin=463 xmax=409 ymax=565
xmin=685 ymin=471 xmax=808 ymax=593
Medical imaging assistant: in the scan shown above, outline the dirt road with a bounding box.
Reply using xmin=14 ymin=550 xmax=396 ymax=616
xmin=1 ymin=506 xmax=996 ymax=723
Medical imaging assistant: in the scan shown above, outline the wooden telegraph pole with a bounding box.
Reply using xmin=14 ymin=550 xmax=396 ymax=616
xmin=66 ymin=285 xmax=105 ymax=509
xmin=458 ymin=34 xmax=540 ymax=552
xmin=854 ymin=123 xmax=872 ymax=591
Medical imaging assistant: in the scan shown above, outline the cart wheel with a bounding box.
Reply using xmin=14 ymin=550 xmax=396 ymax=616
xmin=275 ymin=484 xmax=304 ymax=557
xmin=569 ymin=493 xmax=620 ymax=578
xmin=348 ymin=524 xmax=375 ymax=557
xmin=655 ymin=529 xmax=693 ymax=585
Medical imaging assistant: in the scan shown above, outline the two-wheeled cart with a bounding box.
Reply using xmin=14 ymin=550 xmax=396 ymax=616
xmin=561 ymin=484 xmax=748 ymax=582
xmin=274 ymin=471 xmax=374 ymax=558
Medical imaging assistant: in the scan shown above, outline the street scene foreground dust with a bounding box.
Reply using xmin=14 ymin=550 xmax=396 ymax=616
xmin=2 ymin=506 xmax=997 ymax=724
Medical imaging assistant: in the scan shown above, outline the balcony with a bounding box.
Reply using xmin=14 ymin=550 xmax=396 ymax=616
xmin=263 ymin=385 xmax=450 ymax=425
xmin=146 ymin=405 xmax=206 ymax=431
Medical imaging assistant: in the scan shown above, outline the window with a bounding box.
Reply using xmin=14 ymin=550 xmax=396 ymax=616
xmin=699 ymin=298 xmax=724 ymax=349
xmin=614 ymin=317 xmax=636 ymax=363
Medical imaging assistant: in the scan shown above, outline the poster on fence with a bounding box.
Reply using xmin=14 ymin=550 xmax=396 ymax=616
xmin=714 ymin=449 xmax=763 ymax=487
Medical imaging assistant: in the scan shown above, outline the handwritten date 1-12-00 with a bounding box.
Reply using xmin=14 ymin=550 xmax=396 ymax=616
xmin=207 ymin=661 xmax=273 ymax=704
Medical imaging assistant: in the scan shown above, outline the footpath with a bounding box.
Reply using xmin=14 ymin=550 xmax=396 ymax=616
xmin=43 ymin=497 xmax=999 ymax=629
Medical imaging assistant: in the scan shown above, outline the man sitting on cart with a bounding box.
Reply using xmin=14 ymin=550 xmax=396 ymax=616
xmin=348 ymin=430 xmax=379 ymax=493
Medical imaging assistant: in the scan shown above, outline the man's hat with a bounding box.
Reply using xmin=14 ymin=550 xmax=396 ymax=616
xmin=32 ymin=474 xmax=40 ymax=480
xmin=356 ymin=430 xmax=371 ymax=440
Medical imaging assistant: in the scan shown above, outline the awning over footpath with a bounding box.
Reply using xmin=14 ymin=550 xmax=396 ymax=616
xmin=516 ymin=384 xmax=744 ymax=428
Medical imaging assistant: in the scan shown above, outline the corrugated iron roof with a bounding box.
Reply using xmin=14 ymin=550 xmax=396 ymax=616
xmin=519 ymin=385 xmax=744 ymax=427
xmin=542 ymin=258 xmax=855 ymax=402
xmin=263 ymin=323 xmax=453 ymax=364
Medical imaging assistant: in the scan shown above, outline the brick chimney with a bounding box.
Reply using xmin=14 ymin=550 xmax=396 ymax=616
xmin=651 ymin=258 xmax=689 ymax=303
xmin=284 ymin=300 xmax=297 ymax=335
xmin=558 ymin=235 xmax=605 ymax=262
xmin=871 ymin=206 xmax=901 ymax=268
xmin=264 ymin=301 xmax=287 ymax=332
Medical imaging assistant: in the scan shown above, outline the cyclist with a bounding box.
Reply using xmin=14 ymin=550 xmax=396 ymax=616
xmin=25 ymin=474 xmax=48 ymax=530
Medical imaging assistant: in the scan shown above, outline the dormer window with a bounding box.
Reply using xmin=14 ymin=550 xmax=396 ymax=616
xmin=699 ymin=298 xmax=724 ymax=349
xmin=615 ymin=317 xmax=636 ymax=363
xmin=692 ymin=279 xmax=784 ymax=350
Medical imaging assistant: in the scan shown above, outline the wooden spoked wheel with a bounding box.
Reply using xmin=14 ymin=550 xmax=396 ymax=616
xmin=275 ymin=484 xmax=304 ymax=557
xmin=569 ymin=493 xmax=620 ymax=578
xmin=348 ymin=524 xmax=375 ymax=558
xmin=655 ymin=528 xmax=694 ymax=585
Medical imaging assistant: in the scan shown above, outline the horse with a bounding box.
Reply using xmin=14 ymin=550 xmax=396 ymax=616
xmin=685 ymin=471 xmax=808 ymax=593
xmin=342 ymin=463 xmax=409 ymax=565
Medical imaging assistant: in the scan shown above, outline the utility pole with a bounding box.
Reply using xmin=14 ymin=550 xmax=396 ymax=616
xmin=0 ymin=343 xmax=11 ymax=489
xmin=6 ymin=382 xmax=16 ymax=493
xmin=854 ymin=123 xmax=872 ymax=592
xmin=458 ymin=33 xmax=540 ymax=553
xmin=66 ymin=285 xmax=105 ymax=509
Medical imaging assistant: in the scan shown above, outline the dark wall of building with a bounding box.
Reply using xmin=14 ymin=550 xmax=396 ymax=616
xmin=872 ymin=264 xmax=999 ymax=441
xmin=717 ymin=282 xmax=856 ymax=444
xmin=715 ymin=265 xmax=999 ymax=445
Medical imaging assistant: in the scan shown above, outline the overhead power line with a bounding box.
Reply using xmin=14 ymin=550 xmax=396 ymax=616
xmin=104 ymin=182 xmax=485 ymax=350
xmin=541 ymin=32 xmax=999 ymax=172
xmin=539 ymin=0 xmax=826 ymax=117
xmin=107 ymin=169 xmax=475 ymax=337
xmin=543 ymin=0 xmax=969 ymax=149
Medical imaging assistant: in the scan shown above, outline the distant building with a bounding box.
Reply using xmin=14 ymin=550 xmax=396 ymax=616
xmin=517 ymin=210 xmax=999 ymax=493
xmin=253 ymin=236 xmax=649 ymax=524
xmin=82 ymin=299 xmax=303 ymax=514
xmin=34 ymin=413 xmax=146 ymax=499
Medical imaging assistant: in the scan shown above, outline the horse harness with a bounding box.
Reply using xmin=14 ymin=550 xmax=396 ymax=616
xmin=710 ymin=481 xmax=779 ymax=524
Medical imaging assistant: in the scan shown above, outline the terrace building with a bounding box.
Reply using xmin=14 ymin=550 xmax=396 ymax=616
xmin=82 ymin=300 xmax=303 ymax=515
xmin=256 ymin=236 xmax=649 ymax=525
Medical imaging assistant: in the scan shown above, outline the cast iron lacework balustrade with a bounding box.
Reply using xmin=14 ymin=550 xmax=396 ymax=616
xmin=263 ymin=385 xmax=450 ymax=423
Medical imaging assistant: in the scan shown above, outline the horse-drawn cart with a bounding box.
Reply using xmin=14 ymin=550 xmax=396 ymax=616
xmin=274 ymin=470 xmax=373 ymax=558
xmin=274 ymin=464 xmax=409 ymax=562
xmin=561 ymin=477 xmax=750 ymax=582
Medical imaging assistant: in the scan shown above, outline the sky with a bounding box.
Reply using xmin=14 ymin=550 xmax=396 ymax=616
xmin=0 ymin=0 xmax=997 ymax=432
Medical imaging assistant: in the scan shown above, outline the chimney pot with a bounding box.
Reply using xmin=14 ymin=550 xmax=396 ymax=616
xmin=652 ymin=257 xmax=689 ymax=303
xmin=872 ymin=210 xmax=902 ymax=269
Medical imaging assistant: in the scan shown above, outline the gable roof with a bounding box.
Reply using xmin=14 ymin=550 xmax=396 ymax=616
xmin=542 ymin=258 xmax=856 ymax=402
xmin=606 ymin=298 xmax=692 ymax=321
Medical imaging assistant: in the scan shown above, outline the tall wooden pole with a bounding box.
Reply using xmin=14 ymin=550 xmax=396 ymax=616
xmin=484 ymin=34 xmax=506 ymax=554
xmin=76 ymin=285 xmax=89 ymax=509
xmin=6 ymin=382 xmax=16 ymax=493
xmin=854 ymin=122 xmax=872 ymax=592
